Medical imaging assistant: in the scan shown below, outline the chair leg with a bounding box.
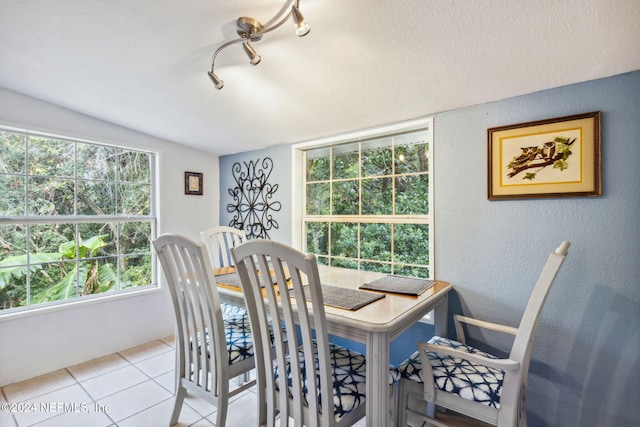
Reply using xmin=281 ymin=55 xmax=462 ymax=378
xmin=170 ymin=385 xmax=187 ymax=425
xmin=426 ymin=402 xmax=436 ymax=418
xmin=234 ymin=373 xmax=248 ymax=386
xmin=215 ymin=380 xmax=230 ymax=427
xmin=390 ymin=382 xmax=398 ymax=427
xmin=398 ymin=378 xmax=443 ymax=427
xmin=233 ymin=370 xmax=252 ymax=387
xmin=397 ymin=379 xmax=409 ymax=427
xmin=215 ymin=402 xmax=229 ymax=427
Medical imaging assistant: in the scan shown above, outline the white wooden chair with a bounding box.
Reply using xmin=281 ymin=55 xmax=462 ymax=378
xmin=232 ymin=239 xmax=400 ymax=427
xmin=154 ymin=234 xmax=256 ymax=427
xmin=201 ymin=225 xmax=248 ymax=319
xmin=397 ymin=241 xmax=570 ymax=427
xmin=201 ymin=226 xmax=246 ymax=271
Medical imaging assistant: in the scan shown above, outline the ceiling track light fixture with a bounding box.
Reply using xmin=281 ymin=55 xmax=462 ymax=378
xmin=207 ymin=0 xmax=309 ymax=90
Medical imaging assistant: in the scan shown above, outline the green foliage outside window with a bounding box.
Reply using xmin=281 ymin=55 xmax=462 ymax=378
xmin=0 ymin=129 xmax=156 ymax=312
xmin=303 ymin=129 xmax=432 ymax=278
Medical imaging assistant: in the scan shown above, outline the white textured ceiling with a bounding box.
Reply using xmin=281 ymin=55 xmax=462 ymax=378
xmin=1 ymin=0 xmax=639 ymax=155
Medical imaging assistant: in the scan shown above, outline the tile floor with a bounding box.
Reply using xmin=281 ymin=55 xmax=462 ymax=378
xmin=0 ymin=336 xmax=274 ymax=427
xmin=1 ymin=337 xmax=367 ymax=427
xmin=0 ymin=337 xmax=483 ymax=427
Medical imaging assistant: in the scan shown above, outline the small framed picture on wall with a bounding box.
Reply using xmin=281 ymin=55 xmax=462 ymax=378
xmin=185 ymin=171 xmax=203 ymax=195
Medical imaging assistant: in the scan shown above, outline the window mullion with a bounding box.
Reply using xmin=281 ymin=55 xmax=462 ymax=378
xmin=357 ymin=142 xmax=362 ymax=269
xmin=299 ymin=119 xmax=433 ymax=278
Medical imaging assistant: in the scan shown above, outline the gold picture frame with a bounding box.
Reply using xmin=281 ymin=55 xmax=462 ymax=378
xmin=184 ymin=171 xmax=203 ymax=195
xmin=488 ymin=111 xmax=601 ymax=200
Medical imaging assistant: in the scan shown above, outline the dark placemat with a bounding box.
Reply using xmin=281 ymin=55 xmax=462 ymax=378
xmin=359 ymin=275 xmax=435 ymax=296
xmin=216 ymin=271 xmax=289 ymax=288
xmin=214 ymin=272 xmax=243 ymax=288
xmin=303 ymin=284 xmax=385 ymax=311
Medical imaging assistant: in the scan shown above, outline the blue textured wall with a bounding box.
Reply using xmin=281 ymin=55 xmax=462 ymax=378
xmin=219 ymin=144 xmax=293 ymax=244
xmin=221 ymin=71 xmax=640 ymax=426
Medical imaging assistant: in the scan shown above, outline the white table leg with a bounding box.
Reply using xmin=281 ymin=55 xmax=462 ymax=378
xmin=366 ymin=331 xmax=390 ymax=427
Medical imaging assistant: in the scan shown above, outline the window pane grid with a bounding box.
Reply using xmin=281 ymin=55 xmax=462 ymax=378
xmin=0 ymin=128 xmax=157 ymax=313
xmin=303 ymin=127 xmax=432 ymax=278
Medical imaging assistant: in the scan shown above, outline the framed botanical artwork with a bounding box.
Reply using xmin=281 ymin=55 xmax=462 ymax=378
xmin=488 ymin=111 xmax=601 ymax=200
xmin=184 ymin=171 xmax=203 ymax=195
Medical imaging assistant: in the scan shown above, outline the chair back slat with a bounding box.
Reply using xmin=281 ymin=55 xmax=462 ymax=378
xmin=201 ymin=226 xmax=246 ymax=269
xmin=154 ymin=235 xmax=226 ymax=392
xmin=233 ymin=239 xmax=334 ymax=427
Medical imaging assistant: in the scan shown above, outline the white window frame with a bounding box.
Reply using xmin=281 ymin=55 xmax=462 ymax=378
xmin=291 ymin=117 xmax=434 ymax=275
xmin=0 ymin=126 xmax=159 ymax=318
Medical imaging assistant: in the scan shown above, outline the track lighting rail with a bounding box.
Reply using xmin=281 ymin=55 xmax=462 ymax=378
xmin=208 ymin=0 xmax=309 ymax=90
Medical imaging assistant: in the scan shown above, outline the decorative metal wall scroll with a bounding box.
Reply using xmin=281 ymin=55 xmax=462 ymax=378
xmin=227 ymin=157 xmax=281 ymax=239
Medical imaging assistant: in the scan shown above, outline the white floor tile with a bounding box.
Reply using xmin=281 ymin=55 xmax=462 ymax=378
xmin=153 ymin=371 xmax=175 ymax=393
xmin=67 ymin=353 xmax=130 ymax=383
xmin=3 ymin=370 xmax=76 ymax=403
xmin=117 ymin=397 xmax=202 ymax=427
xmin=0 ymin=391 xmax=18 ymax=427
xmin=189 ymin=419 xmax=215 ymax=427
xmin=95 ymin=380 xmax=172 ymax=422
xmin=11 ymin=384 xmax=93 ymax=427
xmin=29 ymin=408 xmax=112 ymax=427
xmin=118 ymin=340 xmax=173 ymax=364
xmin=0 ymin=413 xmax=18 ymax=427
xmin=80 ymin=365 xmax=148 ymax=401
xmin=183 ymin=392 xmax=216 ymax=418
xmin=159 ymin=335 xmax=176 ymax=347
xmin=210 ymin=391 xmax=259 ymax=427
xmin=134 ymin=350 xmax=174 ymax=378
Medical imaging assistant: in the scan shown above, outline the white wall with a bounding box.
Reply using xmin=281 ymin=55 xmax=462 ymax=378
xmin=0 ymin=88 xmax=220 ymax=386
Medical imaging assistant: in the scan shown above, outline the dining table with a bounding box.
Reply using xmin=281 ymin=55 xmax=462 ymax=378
xmin=214 ymin=264 xmax=452 ymax=427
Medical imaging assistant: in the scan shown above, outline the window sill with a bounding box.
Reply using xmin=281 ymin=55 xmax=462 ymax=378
xmin=0 ymin=285 xmax=162 ymax=323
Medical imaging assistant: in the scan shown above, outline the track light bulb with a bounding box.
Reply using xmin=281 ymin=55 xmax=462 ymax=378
xmin=243 ymin=41 xmax=261 ymax=65
xmin=291 ymin=5 xmax=310 ymax=37
xmin=208 ymin=70 xmax=224 ymax=89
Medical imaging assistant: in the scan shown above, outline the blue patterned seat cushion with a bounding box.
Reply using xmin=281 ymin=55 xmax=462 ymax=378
xmin=221 ymin=302 xmax=247 ymax=319
xmin=397 ymin=336 xmax=504 ymax=408
xmin=191 ymin=312 xmax=255 ymax=365
xmin=274 ymin=341 xmax=400 ymax=422
xmin=223 ymin=312 xmax=256 ymax=364
xmin=192 ymin=314 xmax=287 ymax=366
